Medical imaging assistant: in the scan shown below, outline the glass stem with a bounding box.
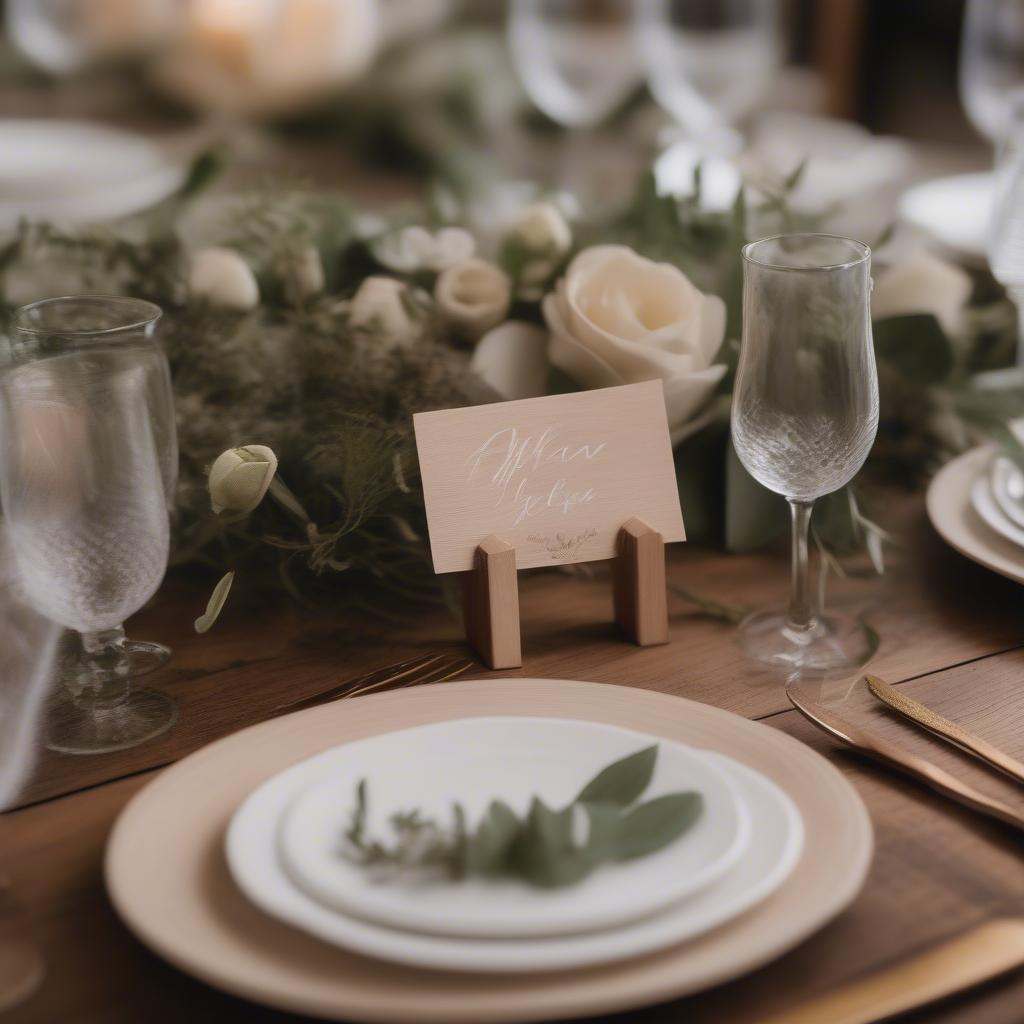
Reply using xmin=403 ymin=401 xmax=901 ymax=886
xmin=786 ymin=500 xmax=815 ymax=631
xmin=75 ymin=626 xmax=131 ymax=712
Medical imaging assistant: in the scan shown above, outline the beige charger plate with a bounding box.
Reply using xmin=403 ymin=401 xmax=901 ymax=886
xmin=927 ymin=446 xmax=1024 ymax=586
xmin=105 ymin=679 xmax=872 ymax=1023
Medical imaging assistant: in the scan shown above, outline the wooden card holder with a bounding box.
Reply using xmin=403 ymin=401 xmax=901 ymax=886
xmin=613 ymin=517 xmax=669 ymax=647
xmin=462 ymin=534 xmax=522 ymax=670
xmin=463 ymin=518 xmax=669 ymax=670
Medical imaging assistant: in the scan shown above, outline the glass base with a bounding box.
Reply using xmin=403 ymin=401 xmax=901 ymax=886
xmin=737 ymin=609 xmax=876 ymax=673
xmin=46 ymin=689 xmax=177 ymax=756
xmin=0 ymin=941 xmax=44 ymax=1013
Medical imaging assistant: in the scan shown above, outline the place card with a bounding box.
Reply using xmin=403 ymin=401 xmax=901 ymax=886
xmin=413 ymin=381 xmax=686 ymax=573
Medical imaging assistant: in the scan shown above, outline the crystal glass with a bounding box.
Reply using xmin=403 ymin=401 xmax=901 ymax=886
xmin=0 ymin=296 xmax=178 ymax=754
xmin=731 ymin=235 xmax=879 ymax=671
xmin=636 ymin=0 xmax=781 ymax=155
xmin=507 ymin=0 xmax=640 ymax=194
xmin=960 ymin=0 xmax=1024 ymax=145
xmin=989 ymin=99 xmax=1024 ymax=363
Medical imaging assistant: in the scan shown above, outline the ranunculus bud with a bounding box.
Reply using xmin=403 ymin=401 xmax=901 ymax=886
xmin=208 ymin=444 xmax=278 ymax=516
xmin=348 ymin=276 xmax=419 ymax=347
xmin=189 ymin=247 xmax=260 ymax=311
xmin=434 ymin=258 xmax=511 ymax=340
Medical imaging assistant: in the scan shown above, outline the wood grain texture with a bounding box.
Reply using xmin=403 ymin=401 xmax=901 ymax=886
xmin=613 ymin=518 xmax=668 ymax=646
xmin=463 ymin=535 xmax=522 ymax=669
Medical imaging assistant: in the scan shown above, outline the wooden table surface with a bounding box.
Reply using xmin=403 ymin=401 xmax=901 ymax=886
xmin=4 ymin=490 xmax=1024 ymax=1024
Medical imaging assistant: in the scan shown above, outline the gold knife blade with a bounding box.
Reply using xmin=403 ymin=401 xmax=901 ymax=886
xmin=865 ymin=674 xmax=1024 ymax=786
xmin=786 ymin=687 xmax=1024 ymax=834
xmin=759 ymin=918 xmax=1024 ymax=1024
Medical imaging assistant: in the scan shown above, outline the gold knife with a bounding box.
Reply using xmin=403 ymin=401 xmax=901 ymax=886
xmin=786 ymin=687 xmax=1024 ymax=834
xmin=865 ymin=674 xmax=1024 ymax=786
xmin=759 ymin=918 xmax=1024 ymax=1024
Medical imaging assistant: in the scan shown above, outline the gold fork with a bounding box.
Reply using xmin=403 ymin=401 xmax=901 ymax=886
xmin=272 ymin=652 xmax=475 ymax=716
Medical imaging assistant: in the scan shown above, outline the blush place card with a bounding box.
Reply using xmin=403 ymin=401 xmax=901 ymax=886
xmin=413 ymin=381 xmax=686 ymax=574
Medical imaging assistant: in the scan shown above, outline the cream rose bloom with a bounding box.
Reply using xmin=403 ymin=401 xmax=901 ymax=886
xmin=543 ymin=245 xmax=727 ymax=442
xmin=872 ymin=250 xmax=971 ymax=338
xmin=434 ymin=258 xmax=511 ymax=339
xmin=348 ymin=277 xmax=419 ymax=348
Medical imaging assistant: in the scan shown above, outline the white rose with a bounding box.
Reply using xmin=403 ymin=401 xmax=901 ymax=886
xmin=872 ymin=250 xmax=971 ymax=338
xmin=349 ymin=276 xmax=419 ymax=347
xmin=543 ymin=245 xmax=727 ymax=443
xmin=189 ymin=247 xmax=259 ymax=311
xmin=209 ymin=445 xmax=278 ymax=516
xmin=506 ymin=202 xmax=572 ymax=289
xmin=373 ymin=226 xmax=476 ymax=273
xmin=435 ymin=258 xmax=512 ymax=339
xmin=471 ymin=321 xmax=549 ymax=401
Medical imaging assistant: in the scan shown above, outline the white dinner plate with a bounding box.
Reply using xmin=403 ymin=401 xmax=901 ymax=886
xmin=271 ymin=717 xmax=749 ymax=940
xmin=927 ymin=445 xmax=1024 ymax=585
xmin=0 ymin=120 xmax=184 ymax=227
xmin=990 ymin=456 xmax=1024 ymax=530
xmin=899 ymin=172 xmax=992 ymax=263
xmin=227 ymin=746 xmax=800 ymax=973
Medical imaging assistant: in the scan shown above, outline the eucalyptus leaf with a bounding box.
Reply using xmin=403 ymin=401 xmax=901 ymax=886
xmin=615 ymin=792 xmax=704 ymax=860
xmin=580 ymin=801 xmax=623 ymax=863
xmin=471 ymin=800 xmax=520 ymax=875
xmin=575 ymin=745 xmax=657 ymax=806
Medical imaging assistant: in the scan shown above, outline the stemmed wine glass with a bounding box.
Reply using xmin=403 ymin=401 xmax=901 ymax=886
xmin=0 ymin=296 xmax=179 ymax=754
xmin=960 ymin=0 xmax=1024 ymax=146
xmin=635 ymin=0 xmax=781 ymax=155
xmin=731 ymin=234 xmax=879 ymax=671
xmin=507 ymin=0 xmax=641 ymax=197
xmin=989 ymin=98 xmax=1024 ymax=365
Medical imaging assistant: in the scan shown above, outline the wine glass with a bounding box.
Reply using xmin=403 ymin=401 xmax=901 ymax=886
xmin=0 ymin=296 xmax=179 ymax=755
xmin=960 ymin=0 xmax=1024 ymax=146
xmin=731 ymin=234 xmax=879 ymax=671
xmin=636 ymin=0 xmax=782 ymax=155
xmin=507 ymin=0 xmax=641 ymax=196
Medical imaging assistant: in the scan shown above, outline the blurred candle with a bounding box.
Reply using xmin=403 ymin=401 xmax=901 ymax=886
xmin=154 ymin=0 xmax=379 ymax=114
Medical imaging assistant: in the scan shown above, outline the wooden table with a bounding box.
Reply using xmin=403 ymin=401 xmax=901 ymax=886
xmin=4 ymin=490 xmax=1024 ymax=1024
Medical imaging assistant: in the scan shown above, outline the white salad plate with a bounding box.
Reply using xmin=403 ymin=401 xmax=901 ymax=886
xmin=971 ymin=469 xmax=1024 ymax=549
xmin=227 ymin=745 xmax=800 ymax=973
xmin=270 ymin=717 xmax=749 ymax=940
xmin=989 ymin=456 xmax=1024 ymax=531
xmin=0 ymin=120 xmax=184 ymax=227
xmin=898 ymin=171 xmax=992 ymax=262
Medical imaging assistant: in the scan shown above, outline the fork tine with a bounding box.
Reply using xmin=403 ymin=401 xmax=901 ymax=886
xmin=346 ymin=656 xmax=473 ymax=699
xmin=273 ymin=652 xmax=447 ymax=714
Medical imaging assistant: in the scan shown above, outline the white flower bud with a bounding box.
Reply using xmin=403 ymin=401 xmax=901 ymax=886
xmin=434 ymin=258 xmax=511 ymax=340
xmin=189 ymin=247 xmax=260 ymax=311
xmin=349 ymin=276 xmax=419 ymax=347
xmin=208 ymin=444 xmax=278 ymax=515
xmin=510 ymin=202 xmax=572 ymax=257
xmin=373 ymin=225 xmax=475 ymax=273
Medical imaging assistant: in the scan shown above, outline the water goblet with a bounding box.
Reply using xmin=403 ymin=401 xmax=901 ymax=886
xmin=731 ymin=234 xmax=879 ymax=672
xmin=960 ymin=0 xmax=1024 ymax=146
xmin=0 ymin=296 xmax=178 ymax=754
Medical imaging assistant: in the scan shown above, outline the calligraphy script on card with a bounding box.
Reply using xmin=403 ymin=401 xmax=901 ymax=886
xmin=413 ymin=381 xmax=686 ymax=573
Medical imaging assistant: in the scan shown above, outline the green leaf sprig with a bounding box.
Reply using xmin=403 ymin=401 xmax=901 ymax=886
xmin=341 ymin=745 xmax=703 ymax=888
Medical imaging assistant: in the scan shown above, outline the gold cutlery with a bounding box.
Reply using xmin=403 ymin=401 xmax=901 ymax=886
xmin=865 ymin=674 xmax=1024 ymax=786
xmin=786 ymin=687 xmax=1024 ymax=834
xmin=273 ymin=652 xmax=475 ymax=716
xmin=760 ymin=918 xmax=1024 ymax=1024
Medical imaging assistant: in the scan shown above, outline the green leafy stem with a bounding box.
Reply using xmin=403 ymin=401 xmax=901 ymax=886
xmin=342 ymin=745 xmax=703 ymax=889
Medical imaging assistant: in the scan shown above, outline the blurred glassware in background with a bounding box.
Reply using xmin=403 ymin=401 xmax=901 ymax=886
xmin=151 ymin=0 xmax=380 ymax=117
xmin=507 ymin=0 xmax=640 ymax=196
xmin=732 ymin=234 xmax=879 ymax=671
xmin=0 ymin=297 xmax=178 ymax=755
xmin=960 ymin=0 xmax=1024 ymax=145
xmin=636 ymin=0 xmax=781 ymax=157
xmin=5 ymin=0 xmax=178 ymax=74
xmin=989 ymin=98 xmax=1024 ymax=363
